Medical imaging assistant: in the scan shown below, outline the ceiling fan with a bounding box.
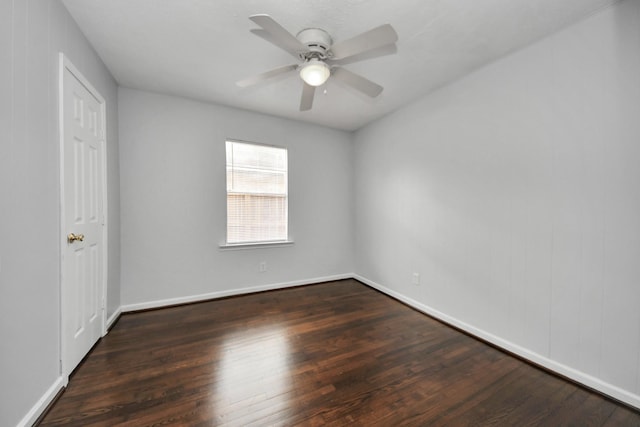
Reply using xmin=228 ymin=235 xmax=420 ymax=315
xmin=236 ymin=14 xmax=398 ymax=111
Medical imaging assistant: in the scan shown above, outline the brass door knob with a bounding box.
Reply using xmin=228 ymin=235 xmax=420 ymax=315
xmin=67 ymin=233 xmax=85 ymax=243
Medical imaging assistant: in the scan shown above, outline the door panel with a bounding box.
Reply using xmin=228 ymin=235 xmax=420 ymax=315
xmin=61 ymin=56 xmax=106 ymax=377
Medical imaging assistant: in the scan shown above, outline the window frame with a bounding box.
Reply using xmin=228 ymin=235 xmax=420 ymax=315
xmin=220 ymin=139 xmax=293 ymax=249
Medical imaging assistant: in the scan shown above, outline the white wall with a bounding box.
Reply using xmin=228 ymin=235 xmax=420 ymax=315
xmin=0 ymin=1 xmax=120 ymax=426
xmin=354 ymin=0 xmax=640 ymax=408
xmin=118 ymin=88 xmax=353 ymax=307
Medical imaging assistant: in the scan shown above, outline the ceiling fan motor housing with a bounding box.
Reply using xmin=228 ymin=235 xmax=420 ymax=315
xmin=296 ymin=28 xmax=333 ymax=60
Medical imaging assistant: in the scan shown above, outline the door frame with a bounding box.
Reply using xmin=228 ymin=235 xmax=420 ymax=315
xmin=58 ymin=53 xmax=109 ymax=383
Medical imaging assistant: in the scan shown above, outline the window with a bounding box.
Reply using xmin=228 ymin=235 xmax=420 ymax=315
xmin=226 ymin=140 xmax=288 ymax=244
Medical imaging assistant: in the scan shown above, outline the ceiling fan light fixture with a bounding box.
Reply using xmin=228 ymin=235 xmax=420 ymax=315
xmin=299 ymin=59 xmax=330 ymax=86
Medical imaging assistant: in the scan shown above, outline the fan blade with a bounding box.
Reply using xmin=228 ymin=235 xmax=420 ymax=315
xmin=330 ymin=24 xmax=398 ymax=60
xmin=250 ymin=29 xmax=302 ymax=60
xmin=236 ymin=64 xmax=298 ymax=88
xmin=332 ymin=67 xmax=383 ymax=97
xmin=300 ymin=82 xmax=315 ymax=111
xmin=329 ymin=44 xmax=397 ymax=66
xmin=249 ymin=14 xmax=307 ymax=56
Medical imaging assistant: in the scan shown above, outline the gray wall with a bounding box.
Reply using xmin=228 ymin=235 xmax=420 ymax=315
xmin=353 ymin=0 xmax=640 ymax=407
xmin=118 ymin=88 xmax=354 ymax=306
xmin=0 ymin=1 xmax=120 ymax=426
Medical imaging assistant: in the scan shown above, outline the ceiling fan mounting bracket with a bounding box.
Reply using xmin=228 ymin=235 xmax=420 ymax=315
xmin=296 ymin=28 xmax=333 ymax=60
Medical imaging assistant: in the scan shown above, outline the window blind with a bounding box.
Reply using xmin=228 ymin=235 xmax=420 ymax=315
xmin=226 ymin=140 xmax=288 ymax=244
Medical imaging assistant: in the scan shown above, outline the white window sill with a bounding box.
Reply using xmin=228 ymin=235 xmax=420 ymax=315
xmin=219 ymin=240 xmax=295 ymax=251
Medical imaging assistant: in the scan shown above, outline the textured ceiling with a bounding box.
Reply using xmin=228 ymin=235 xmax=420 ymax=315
xmin=62 ymin=0 xmax=617 ymax=131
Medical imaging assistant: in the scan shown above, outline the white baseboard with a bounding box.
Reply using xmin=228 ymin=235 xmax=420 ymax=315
xmin=17 ymin=376 xmax=64 ymax=427
xmin=353 ymin=274 xmax=640 ymax=410
xmin=105 ymin=306 xmax=122 ymax=332
xmin=121 ymin=273 xmax=353 ymax=313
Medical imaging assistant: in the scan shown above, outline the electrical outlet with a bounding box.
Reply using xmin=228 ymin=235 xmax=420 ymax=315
xmin=412 ymin=272 xmax=420 ymax=285
xmin=259 ymin=261 xmax=267 ymax=272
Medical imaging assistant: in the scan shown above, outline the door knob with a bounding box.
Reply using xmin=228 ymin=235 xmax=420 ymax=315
xmin=67 ymin=233 xmax=85 ymax=243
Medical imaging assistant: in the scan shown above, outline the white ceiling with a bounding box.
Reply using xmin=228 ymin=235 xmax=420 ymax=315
xmin=62 ymin=0 xmax=617 ymax=131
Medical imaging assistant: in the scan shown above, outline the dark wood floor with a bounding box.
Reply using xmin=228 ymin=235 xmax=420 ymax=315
xmin=39 ymin=279 xmax=639 ymax=426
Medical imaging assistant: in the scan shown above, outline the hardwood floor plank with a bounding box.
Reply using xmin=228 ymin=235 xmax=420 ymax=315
xmin=38 ymin=279 xmax=640 ymax=426
xmin=605 ymin=406 xmax=640 ymax=427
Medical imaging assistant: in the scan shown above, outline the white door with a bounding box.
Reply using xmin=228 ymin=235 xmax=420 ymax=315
xmin=60 ymin=54 xmax=107 ymax=378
